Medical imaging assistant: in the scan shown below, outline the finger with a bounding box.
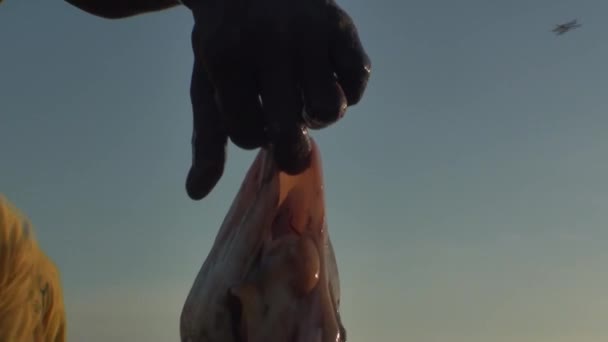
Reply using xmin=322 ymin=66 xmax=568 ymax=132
xmin=256 ymin=42 xmax=312 ymax=174
xmin=300 ymin=65 xmax=347 ymax=130
xmin=186 ymin=60 xmax=228 ymax=201
xmin=196 ymin=9 xmax=267 ymax=150
xmin=213 ymin=69 xmax=267 ymax=150
xmin=270 ymin=124 xmax=312 ymax=175
xmin=327 ymin=4 xmax=371 ymax=106
xmin=292 ymin=10 xmax=348 ymax=130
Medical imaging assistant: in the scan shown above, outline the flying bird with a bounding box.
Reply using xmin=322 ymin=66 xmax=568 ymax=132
xmin=552 ymin=19 xmax=582 ymax=35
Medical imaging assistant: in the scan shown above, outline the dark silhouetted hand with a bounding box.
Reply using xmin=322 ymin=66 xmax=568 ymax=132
xmin=64 ymin=0 xmax=371 ymax=200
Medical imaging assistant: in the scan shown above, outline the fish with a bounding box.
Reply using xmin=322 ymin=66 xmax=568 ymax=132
xmin=180 ymin=138 xmax=345 ymax=342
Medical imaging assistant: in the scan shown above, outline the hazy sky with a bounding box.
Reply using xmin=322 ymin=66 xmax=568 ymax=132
xmin=2 ymin=0 xmax=608 ymax=341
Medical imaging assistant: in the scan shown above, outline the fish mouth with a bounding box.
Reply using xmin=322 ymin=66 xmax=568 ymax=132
xmin=181 ymin=139 xmax=345 ymax=342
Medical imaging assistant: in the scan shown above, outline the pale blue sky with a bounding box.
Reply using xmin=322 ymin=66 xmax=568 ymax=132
xmin=2 ymin=0 xmax=608 ymax=341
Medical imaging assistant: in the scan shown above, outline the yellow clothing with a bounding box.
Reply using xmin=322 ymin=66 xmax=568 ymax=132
xmin=0 ymin=195 xmax=66 ymax=342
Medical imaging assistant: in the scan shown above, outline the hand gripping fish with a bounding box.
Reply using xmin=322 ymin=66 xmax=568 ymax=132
xmin=180 ymin=138 xmax=346 ymax=342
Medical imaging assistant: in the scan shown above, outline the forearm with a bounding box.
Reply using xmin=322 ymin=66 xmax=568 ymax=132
xmin=64 ymin=0 xmax=181 ymax=19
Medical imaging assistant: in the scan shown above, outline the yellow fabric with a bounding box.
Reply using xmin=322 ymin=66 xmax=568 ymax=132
xmin=0 ymin=195 xmax=66 ymax=342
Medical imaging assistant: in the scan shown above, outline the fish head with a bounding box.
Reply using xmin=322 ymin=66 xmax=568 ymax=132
xmin=180 ymin=139 xmax=345 ymax=342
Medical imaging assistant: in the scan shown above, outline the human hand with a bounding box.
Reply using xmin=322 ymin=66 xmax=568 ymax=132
xmin=184 ymin=0 xmax=371 ymax=200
